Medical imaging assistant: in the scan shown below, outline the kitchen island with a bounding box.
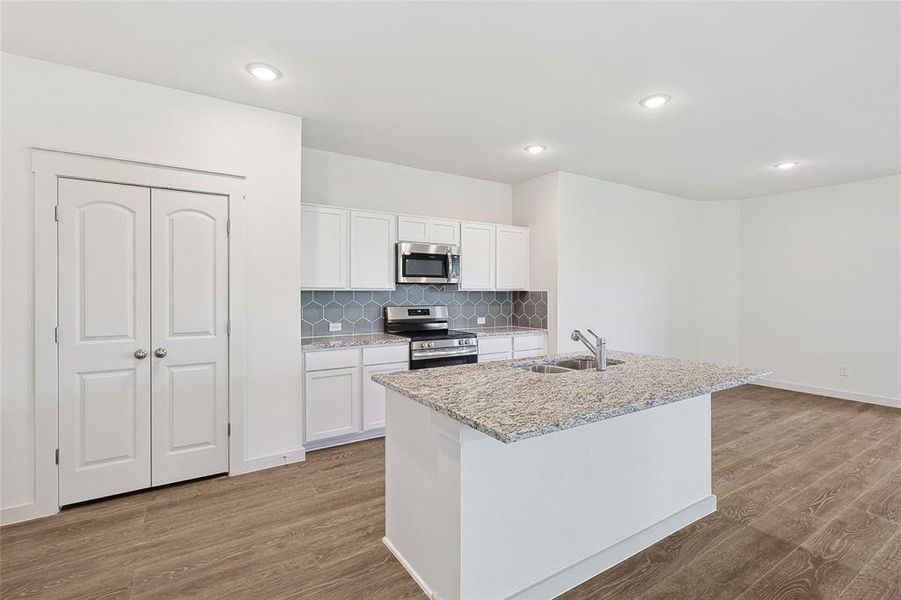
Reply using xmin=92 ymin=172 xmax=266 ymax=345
xmin=372 ymin=351 xmax=769 ymax=600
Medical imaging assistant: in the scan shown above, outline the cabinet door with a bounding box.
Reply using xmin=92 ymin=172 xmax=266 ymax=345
xmin=429 ymin=219 xmax=461 ymax=245
xmin=496 ymin=226 xmax=530 ymax=290
xmin=302 ymin=205 xmax=348 ymax=289
xmin=350 ymin=211 xmax=396 ymax=290
xmin=305 ymin=367 xmax=361 ymax=442
xmin=478 ymin=352 xmax=513 ymax=363
xmin=362 ymin=361 xmax=408 ymax=430
xmin=398 ymin=216 xmax=429 ymax=243
xmin=460 ymin=223 xmax=496 ymax=290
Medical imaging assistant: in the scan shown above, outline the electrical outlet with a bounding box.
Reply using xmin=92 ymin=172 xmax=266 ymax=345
xmin=329 ymin=322 xmax=342 ymax=332
xmin=477 ymin=317 xmax=486 ymax=325
xmin=839 ymin=365 xmax=850 ymax=377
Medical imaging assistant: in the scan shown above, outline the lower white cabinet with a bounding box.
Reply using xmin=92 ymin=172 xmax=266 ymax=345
xmin=304 ymin=344 xmax=408 ymax=448
xmin=478 ymin=333 xmax=546 ymax=362
xmin=479 ymin=352 xmax=513 ymax=363
xmin=362 ymin=362 xmax=408 ymax=430
xmin=305 ymin=367 xmax=361 ymax=442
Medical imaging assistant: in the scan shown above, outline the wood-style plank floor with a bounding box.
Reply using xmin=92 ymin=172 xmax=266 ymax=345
xmin=2 ymin=385 xmax=900 ymax=599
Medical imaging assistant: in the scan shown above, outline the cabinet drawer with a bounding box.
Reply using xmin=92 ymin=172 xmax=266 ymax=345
xmin=305 ymin=348 xmax=359 ymax=371
xmin=478 ymin=351 xmax=513 ymax=363
xmin=513 ymin=334 xmax=544 ymax=351
xmin=513 ymin=349 xmax=543 ymax=359
xmin=363 ymin=344 xmax=409 ymax=366
xmin=478 ymin=336 xmax=513 ymax=355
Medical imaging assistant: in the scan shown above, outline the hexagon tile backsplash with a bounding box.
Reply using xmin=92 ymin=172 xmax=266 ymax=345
xmin=301 ymin=285 xmax=548 ymax=338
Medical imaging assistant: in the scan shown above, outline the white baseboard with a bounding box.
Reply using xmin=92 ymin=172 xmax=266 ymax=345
xmin=229 ymin=447 xmax=306 ymax=476
xmin=304 ymin=429 xmax=385 ymax=452
xmin=384 ymin=495 xmax=716 ymax=600
xmin=754 ymin=379 xmax=901 ymax=410
xmin=383 ymin=537 xmax=439 ymax=600
xmin=1 ymin=502 xmax=58 ymax=526
xmin=506 ymin=495 xmax=717 ymax=600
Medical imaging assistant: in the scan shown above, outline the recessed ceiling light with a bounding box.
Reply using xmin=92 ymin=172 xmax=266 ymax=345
xmin=639 ymin=94 xmax=672 ymax=109
xmin=246 ymin=63 xmax=283 ymax=81
xmin=774 ymin=161 xmax=800 ymax=170
xmin=524 ymin=144 xmax=548 ymax=155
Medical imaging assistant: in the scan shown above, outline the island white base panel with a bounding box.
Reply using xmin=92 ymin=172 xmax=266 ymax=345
xmin=384 ymin=391 xmax=714 ymax=600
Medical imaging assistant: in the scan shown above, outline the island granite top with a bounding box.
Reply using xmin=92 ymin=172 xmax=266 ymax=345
xmin=372 ymin=351 xmax=770 ymax=443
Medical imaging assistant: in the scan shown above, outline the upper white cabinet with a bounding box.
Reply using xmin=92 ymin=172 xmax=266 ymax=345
xmin=302 ymin=205 xmax=348 ymax=289
xmin=496 ymin=226 xmax=530 ymax=290
xmin=429 ymin=219 xmax=461 ymax=245
xmin=301 ymin=204 xmax=529 ymax=292
xmin=397 ymin=216 xmax=428 ymax=242
xmin=460 ymin=223 xmax=496 ymax=290
xmin=398 ymin=216 xmax=461 ymax=245
xmin=350 ymin=211 xmax=396 ymax=290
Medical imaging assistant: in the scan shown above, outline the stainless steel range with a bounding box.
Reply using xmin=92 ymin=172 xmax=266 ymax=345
xmin=384 ymin=305 xmax=478 ymax=370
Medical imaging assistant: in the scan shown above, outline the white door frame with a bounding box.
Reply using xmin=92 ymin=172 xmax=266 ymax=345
xmin=30 ymin=148 xmax=247 ymax=521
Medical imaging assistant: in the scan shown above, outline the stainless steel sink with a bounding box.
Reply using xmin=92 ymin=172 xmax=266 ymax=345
xmin=524 ymin=357 xmax=624 ymax=374
xmin=528 ymin=365 xmax=573 ymax=374
xmin=553 ymin=357 xmax=624 ymax=370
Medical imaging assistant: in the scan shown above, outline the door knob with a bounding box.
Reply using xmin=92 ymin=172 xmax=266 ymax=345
xmin=134 ymin=349 xmax=147 ymax=360
xmin=154 ymin=347 xmax=168 ymax=358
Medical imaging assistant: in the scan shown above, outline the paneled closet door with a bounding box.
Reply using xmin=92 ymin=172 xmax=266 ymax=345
xmin=150 ymin=189 xmax=229 ymax=486
xmin=58 ymin=178 xmax=152 ymax=505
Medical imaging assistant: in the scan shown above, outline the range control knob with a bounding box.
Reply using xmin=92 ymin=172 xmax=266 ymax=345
xmin=427 ymin=342 xmax=435 ymax=348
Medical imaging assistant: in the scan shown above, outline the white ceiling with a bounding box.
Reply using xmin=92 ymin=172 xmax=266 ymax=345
xmin=2 ymin=1 xmax=898 ymax=200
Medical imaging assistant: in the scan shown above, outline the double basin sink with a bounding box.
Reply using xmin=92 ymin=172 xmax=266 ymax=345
xmin=522 ymin=356 xmax=624 ymax=374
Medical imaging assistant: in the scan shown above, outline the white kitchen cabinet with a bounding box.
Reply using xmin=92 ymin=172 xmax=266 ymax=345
xmin=496 ymin=226 xmax=530 ymax=290
xmin=304 ymin=344 xmax=408 ymax=449
xmin=302 ymin=205 xmax=348 ymax=289
xmin=479 ymin=333 xmax=546 ymax=362
xmin=304 ymin=366 xmax=361 ymax=442
xmin=460 ymin=223 xmax=496 ymax=290
xmin=398 ymin=216 xmax=460 ymax=245
xmin=478 ymin=352 xmax=513 ymax=363
xmin=429 ymin=219 xmax=461 ymax=245
xmin=398 ymin=216 xmax=429 ymax=242
xmin=362 ymin=362 xmax=408 ymax=430
xmin=350 ymin=210 xmax=396 ymax=290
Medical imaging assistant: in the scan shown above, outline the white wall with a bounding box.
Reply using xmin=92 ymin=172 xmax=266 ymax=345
xmin=739 ymin=175 xmax=901 ymax=406
xmin=302 ymin=148 xmax=512 ymax=224
xmin=512 ymin=173 xmax=560 ymax=353
xmin=555 ymin=173 xmax=739 ymax=361
xmin=1 ymin=54 xmax=304 ymax=521
xmin=513 ymin=172 xmax=740 ymax=363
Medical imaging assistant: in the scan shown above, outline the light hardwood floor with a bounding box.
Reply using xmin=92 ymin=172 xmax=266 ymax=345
xmin=2 ymin=385 xmax=899 ymax=599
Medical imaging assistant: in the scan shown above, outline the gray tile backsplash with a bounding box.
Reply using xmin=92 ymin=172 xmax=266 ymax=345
xmin=512 ymin=291 xmax=549 ymax=329
xmin=301 ymin=285 xmax=547 ymax=337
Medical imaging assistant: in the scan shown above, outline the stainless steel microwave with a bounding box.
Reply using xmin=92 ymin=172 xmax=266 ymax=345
xmin=396 ymin=242 xmax=461 ymax=284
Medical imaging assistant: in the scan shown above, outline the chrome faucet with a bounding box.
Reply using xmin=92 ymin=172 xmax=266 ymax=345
xmin=571 ymin=329 xmax=607 ymax=371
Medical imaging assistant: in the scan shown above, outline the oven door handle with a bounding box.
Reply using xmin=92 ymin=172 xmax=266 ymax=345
xmin=411 ymin=347 xmax=479 ymax=360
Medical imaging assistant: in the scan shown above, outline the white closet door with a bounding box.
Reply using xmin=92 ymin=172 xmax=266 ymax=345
xmin=150 ymin=189 xmax=229 ymax=486
xmin=58 ymin=178 xmax=152 ymax=505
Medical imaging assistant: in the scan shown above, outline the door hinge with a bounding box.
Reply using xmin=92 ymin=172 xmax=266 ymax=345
xmin=54 ymin=448 xmax=59 ymax=465
xmin=226 ymin=220 xmax=231 ymax=235
xmin=54 ymin=205 xmax=61 ymax=222
xmin=227 ymin=423 xmax=231 ymax=437
xmin=54 ymin=326 xmax=60 ymax=344
xmin=226 ymin=320 xmax=231 ymax=336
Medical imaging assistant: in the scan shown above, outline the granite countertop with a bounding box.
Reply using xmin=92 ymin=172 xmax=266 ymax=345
xmin=372 ymin=351 xmax=770 ymax=443
xmin=301 ymin=333 xmax=407 ymax=350
xmin=459 ymin=326 xmax=547 ymax=337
